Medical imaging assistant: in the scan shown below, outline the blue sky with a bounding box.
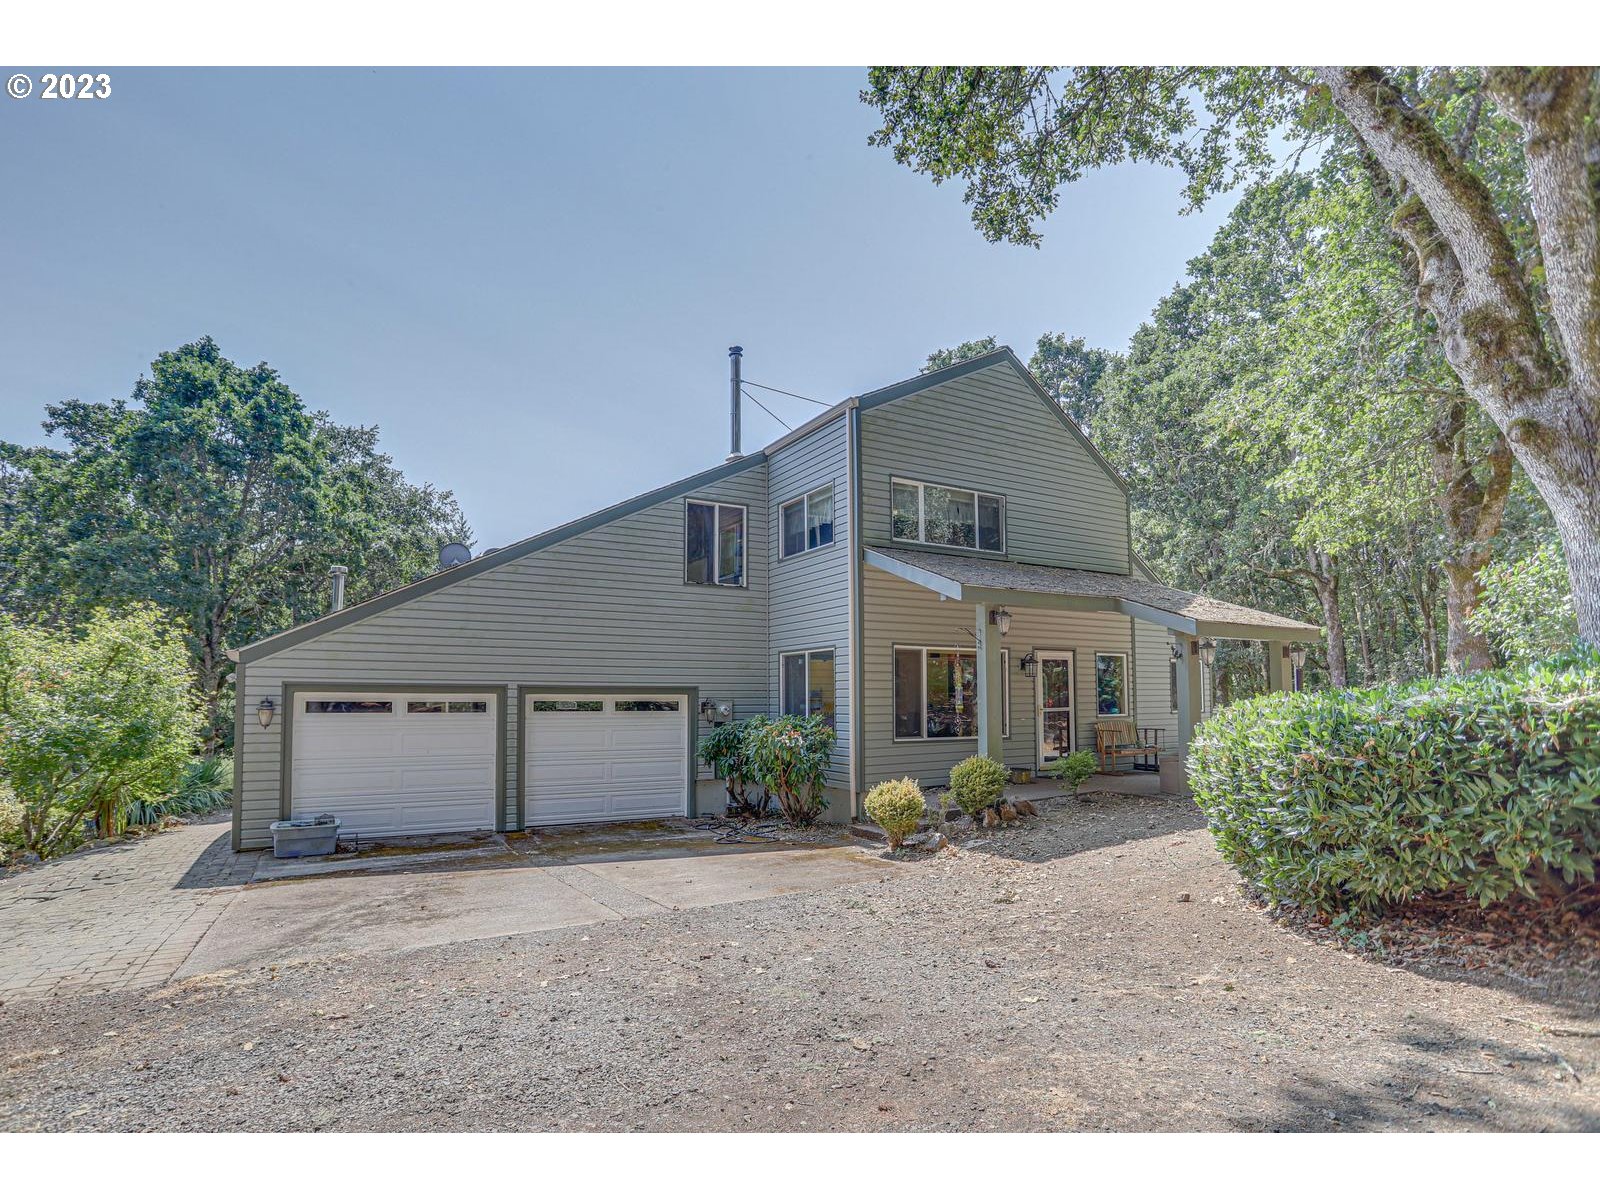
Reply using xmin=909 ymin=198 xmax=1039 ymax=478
xmin=0 ymin=68 xmax=1237 ymax=550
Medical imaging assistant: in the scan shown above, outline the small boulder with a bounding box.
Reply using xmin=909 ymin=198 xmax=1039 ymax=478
xmin=1011 ymin=798 xmax=1038 ymax=817
xmin=922 ymin=832 xmax=948 ymax=853
xmin=981 ymin=808 xmax=1000 ymax=828
xmin=998 ymin=803 xmax=1018 ymax=822
xmin=1175 ymin=892 xmax=1193 ymax=903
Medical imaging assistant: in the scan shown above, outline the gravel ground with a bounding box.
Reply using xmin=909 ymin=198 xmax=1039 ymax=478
xmin=3 ymin=791 xmax=1597 ymax=1131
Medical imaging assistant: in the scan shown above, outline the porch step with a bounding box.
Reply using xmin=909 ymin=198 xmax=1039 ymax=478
xmin=848 ymin=822 xmax=887 ymax=844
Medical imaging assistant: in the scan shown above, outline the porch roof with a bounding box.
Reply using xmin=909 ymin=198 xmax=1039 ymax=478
xmin=864 ymin=547 xmax=1323 ymax=641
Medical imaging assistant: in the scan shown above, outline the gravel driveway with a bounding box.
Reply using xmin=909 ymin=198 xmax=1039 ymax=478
xmin=3 ymin=792 xmax=1597 ymax=1131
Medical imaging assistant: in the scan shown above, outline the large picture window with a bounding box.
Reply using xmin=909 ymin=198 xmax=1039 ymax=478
xmin=779 ymin=485 xmax=834 ymax=559
xmin=685 ymin=499 xmax=746 ymax=587
xmin=1095 ymin=652 xmax=1129 ymax=716
xmin=892 ymin=646 xmax=1008 ymax=740
xmin=890 ymin=478 xmax=1003 ymax=552
xmin=780 ymin=648 xmax=836 ymax=729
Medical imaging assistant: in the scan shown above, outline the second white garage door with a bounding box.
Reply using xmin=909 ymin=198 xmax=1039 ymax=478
xmin=524 ymin=694 xmax=690 ymax=826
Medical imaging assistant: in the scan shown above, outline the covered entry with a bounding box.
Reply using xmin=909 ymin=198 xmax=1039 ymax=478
xmin=288 ymin=689 xmax=501 ymax=837
xmin=864 ymin=547 xmax=1322 ymax=764
xmin=522 ymin=693 xmax=692 ymax=826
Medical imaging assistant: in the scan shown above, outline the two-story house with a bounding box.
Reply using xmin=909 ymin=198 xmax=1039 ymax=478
xmin=228 ymin=347 xmax=1318 ymax=850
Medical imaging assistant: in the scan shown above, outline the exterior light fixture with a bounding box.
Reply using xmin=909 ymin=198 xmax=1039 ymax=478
xmin=1197 ymin=639 xmax=1218 ymax=670
xmin=989 ymin=607 xmax=1012 ymax=638
xmin=256 ymin=697 xmax=276 ymax=729
xmin=1019 ymin=651 xmax=1038 ymax=679
xmin=1169 ymin=642 xmax=1184 ymax=663
xmin=1289 ymin=645 xmax=1309 ymax=671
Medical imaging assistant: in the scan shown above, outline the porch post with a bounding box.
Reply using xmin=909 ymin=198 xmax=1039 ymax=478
xmin=1175 ymin=636 xmax=1203 ymax=759
xmin=1264 ymin=640 xmax=1291 ymax=693
xmin=977 ymin=604 xmax=1005 ymax=763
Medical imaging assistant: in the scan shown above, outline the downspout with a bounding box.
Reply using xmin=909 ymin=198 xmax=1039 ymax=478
xmin=846 ymin=400 xmax=863 ymax=818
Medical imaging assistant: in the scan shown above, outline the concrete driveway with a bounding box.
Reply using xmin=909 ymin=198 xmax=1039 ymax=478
xmin=177 ymin=823 xmax=894 ymax=979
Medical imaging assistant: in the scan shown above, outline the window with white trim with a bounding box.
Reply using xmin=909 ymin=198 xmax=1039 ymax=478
xmin=779 ymin=484 xmax=835 ymax=558
xmin=1095 ymin=652 xmax=1129 ymax=716
xmin=890 ymin=478 xmax=1003 ymax=552
xmin=685 ymin=500 xmax=746 ymax=587
xmin=891 ymin=646 xmax=1008 ymax=740
xmin=780 ymin=648 xmax=836 ymax=729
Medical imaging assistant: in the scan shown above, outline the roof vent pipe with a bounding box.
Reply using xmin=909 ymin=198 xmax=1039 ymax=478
xmin=726 ymin=345 xmax=743 ymax=461
xmin=329 ymin=564 xmax=348 ymax=613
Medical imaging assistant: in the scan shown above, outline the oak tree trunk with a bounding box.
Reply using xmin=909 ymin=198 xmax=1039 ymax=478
xmin=1320 ymin=67 xmax=1600 ymax=647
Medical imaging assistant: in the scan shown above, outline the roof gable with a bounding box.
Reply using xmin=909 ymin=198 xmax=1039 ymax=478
xmin=234 ymin=451 xmax=768 ymax=664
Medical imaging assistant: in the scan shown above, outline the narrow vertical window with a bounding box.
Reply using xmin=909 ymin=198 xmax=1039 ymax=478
xmin=781 ymin=649 xmax=836 ymax=729
xmin=686 ymin=500 xmax=746 ymax=587
xmin=1095 ymin=652 xmax=1128 ymax=716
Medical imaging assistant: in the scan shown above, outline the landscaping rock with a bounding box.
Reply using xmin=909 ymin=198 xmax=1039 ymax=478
xmin=998 ymin=803 xmax=1018 ymax=823
xmin=1012 ymin=798 xmax=1039 ymax=818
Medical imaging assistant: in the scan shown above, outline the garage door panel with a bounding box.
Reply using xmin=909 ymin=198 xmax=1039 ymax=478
xmin=531 ymin=725 xmax=612 ymax=754
xmin=610 ymin=757 xmax=685 ymax=786
xmin=291 ymin=691 xmax=497 ymax=838
xmin=296 ymin=727 xmax=405 ymax=756
xmin=525 ymin=694 xmax=689 ymax=826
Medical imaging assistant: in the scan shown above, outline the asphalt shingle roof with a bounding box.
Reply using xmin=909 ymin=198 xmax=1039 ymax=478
xmin=867 ymin=547 xmax=1322 ymax=638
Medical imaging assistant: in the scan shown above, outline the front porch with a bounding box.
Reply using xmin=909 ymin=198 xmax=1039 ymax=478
xmin=864 ymin=547 xmax=1322 ymax=772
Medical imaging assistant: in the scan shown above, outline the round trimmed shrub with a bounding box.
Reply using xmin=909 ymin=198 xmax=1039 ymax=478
xmin=948 ymin=755 xmax=1009 ymax=820
xmin=864 ymin=777 xmax=926 ymax=848
xmin=1189 ymin=647 xmax=1600 ymax=914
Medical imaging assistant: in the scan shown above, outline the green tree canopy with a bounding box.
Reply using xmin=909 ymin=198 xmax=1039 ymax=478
xmin=0 ymin=337 xmax=471 ymax=745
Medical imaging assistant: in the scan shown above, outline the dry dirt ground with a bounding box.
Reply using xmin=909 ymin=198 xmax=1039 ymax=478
xmin=3 ymin=792 xmax=1598 ymax=1131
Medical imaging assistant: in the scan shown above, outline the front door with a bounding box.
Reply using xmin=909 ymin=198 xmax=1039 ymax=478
xmin=1035 ymin=650 xmax=1076 ymax=768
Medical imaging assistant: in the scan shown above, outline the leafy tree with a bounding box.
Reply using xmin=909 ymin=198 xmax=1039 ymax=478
xmin=922 ymin=336 xmax=999 ymax=373
xmin=0 ymin=606 xmax=200 ymax=857
xmin=1471 ymin=542 xmax=1580 ymax=667
xmin=1029 ymin=332 xmax=1109 ymax=430
xmin=863 ymin=67 xmax=1600 ymax=646
xmin=0 ymin=337 xmax=471 ymax=746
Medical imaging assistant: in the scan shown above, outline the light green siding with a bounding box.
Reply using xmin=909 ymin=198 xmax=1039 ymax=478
xmin=235 ymin=464 xmax=769 ymax=850
xmin=766 ymin=414 xmax=851 ymax=789
xmin=858 ymin=360 xmax=1129 ymax=573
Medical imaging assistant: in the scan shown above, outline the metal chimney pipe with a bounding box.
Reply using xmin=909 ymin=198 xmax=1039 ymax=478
xmin=329 ymin=565 xmax=348 ymax=613
xmin=727 ymin=345 xmax=743 ymax=460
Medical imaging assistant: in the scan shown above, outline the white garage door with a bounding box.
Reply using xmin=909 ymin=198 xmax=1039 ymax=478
xmin=524 ymin=694 xmax=689 ymax=826
xmin=290 ymin=691 xmax=498 ymax=837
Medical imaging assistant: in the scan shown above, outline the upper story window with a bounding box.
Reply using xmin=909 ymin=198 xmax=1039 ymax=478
xmin=779 ymin=484 xmax=834 ymax=559
xmin=891 ymin=478 xmax=1004 ymax=552
xmin=686 ymin=500 xmax=746 ymax=587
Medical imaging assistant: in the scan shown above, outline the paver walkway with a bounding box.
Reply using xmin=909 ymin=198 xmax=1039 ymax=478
xmin=0 ymin=817 xmax=257 ymax=1000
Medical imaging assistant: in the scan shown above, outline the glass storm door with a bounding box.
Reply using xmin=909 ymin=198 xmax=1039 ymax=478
xmin=1036 ymin=650 xmax=1075 ymax=767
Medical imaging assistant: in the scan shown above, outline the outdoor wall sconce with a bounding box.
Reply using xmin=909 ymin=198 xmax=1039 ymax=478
xmin=1019 ymin=651 xmax=1038 ymax=679
xmin=1169 ymin=642 xmax=1183 ymax=662
xmin=989 ymin=607 xmax=1013 ymax=638
xmin=256 ymin=697 xmax=276 ymax=729
xmin=1197 ymin=639 xmax=1218 ymax=669
xmin=1289 ymin=645 xmax=1309 ymax=671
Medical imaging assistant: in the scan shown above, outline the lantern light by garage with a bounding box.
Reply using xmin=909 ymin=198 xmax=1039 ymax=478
xmin=256 ymin=697 xmax=276 ymax=729
xmin=1289 ymin=645 xmax=1309 ymax=671
xmin=1197 ymin=639 xmax=1218 ymax=669
xmin=1169 ymin=642 xmax=1184 ymax=663
xmin=988 ymin=607 xmax=1012 ymax=638
xmin=1018 ymin=651 xmax=1038 ymax=679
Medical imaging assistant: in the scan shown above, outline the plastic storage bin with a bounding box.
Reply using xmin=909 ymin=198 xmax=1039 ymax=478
xmin=269 ymin=815 xmax=341 ymax=858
